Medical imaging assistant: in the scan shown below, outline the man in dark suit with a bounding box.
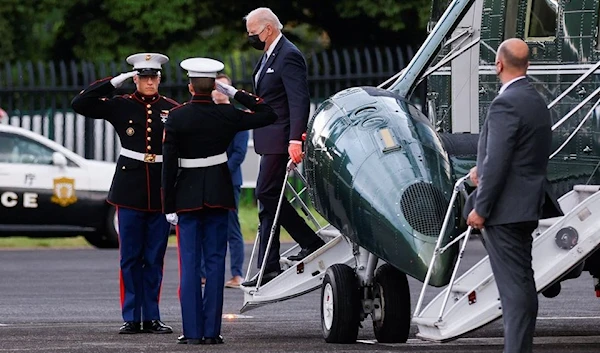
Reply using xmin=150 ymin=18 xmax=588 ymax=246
xmin=241 ymin=7 xmax=325 ymax=287
xmin=162 ymin=58 xmax=276 ymax=345
xmin=71 ymin=53 xmax=178 ymax=335
xmin=465 ymin=38 xmax=552 ymax=353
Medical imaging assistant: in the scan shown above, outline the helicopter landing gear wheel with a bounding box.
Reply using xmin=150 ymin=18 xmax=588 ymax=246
xmin=321 ymin=264 xmax=361 ymax=343
xmin=372 ymin=264 xmax=411 ymax=343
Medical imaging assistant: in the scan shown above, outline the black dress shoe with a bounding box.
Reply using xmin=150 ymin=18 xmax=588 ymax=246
xmin=119 ymin=321 xmax=141 ymax=334
xmin=287 ymin=240 xmax=325 ymax=261
xmin=241 ymin=270 xmax=280 ymax=287
xmin=142 ymin=320 xmax=173 ymax=334
xmin=203 ymin=335 xmax=224 ymax=344
xmin=177 ymin=335 xmax=202 ymax=345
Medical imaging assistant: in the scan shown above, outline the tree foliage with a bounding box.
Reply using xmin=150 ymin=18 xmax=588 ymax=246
xmin=0 ymin=0 xmax=432 ymax=63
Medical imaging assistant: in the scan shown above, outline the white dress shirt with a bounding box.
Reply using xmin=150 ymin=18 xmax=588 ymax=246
xmin=498 ymin=76 xmax=526 ymax=95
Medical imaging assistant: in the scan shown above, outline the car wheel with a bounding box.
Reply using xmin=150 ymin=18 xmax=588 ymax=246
xmin=84 ymin=206 xmax=119 ymax=249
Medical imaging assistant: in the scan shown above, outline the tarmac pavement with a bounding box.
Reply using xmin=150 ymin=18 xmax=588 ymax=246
xmin=1 ymin=240 xmax=600 ymax=352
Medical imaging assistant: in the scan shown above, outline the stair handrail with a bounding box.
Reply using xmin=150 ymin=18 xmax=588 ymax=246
xmin=550 ymin=97 xmax=600 ymax=159
xmin=547 ymin=61 xmax=600 ymax=110
xmin=245 ymin=160 xmax=325 ymax=291
xmin=551 ymin=86 xmax=600 ymax=132
xmin=413 ymin=174 xmax=471 ymax=318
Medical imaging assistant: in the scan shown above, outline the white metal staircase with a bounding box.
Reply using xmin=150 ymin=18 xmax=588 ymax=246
xmin=413 ymin=183 xmax=600 ymax=342
xmin=239 ymin=161 xmax=355 ymax=312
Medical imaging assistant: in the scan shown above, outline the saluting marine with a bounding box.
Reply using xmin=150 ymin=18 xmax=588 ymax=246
xmin=161 ymin=58 xmax=276 ymax=345
xmin=71 ymin=53 xmax=178 ymax=334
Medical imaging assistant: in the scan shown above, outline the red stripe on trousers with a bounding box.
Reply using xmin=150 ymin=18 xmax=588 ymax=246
xmin=176 ymin=224 xmax=181 ymax=300
xmin=116 ymin=206 xmax=126 ymax=309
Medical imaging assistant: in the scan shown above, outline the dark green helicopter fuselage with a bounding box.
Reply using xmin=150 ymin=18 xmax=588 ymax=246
xmin=305 ymin=86 xmax=460 ymax=287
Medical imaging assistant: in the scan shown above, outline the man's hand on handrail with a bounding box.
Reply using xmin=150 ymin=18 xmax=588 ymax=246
xmin=469 ymin=166 xmax=478 ymax=187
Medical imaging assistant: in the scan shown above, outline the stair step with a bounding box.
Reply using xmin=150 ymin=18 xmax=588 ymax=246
xmin=573 ymin=185 xmax=600 ymax=193
xmin=538 ymin=216 xmax=563 ymax=228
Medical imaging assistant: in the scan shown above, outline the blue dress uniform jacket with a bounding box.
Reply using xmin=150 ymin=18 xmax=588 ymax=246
xmin=162 ymin=91 xmax=276 ymax=213
xmin=71 ymin=78 xmax=179 ymax=211
xmin=162 ymin=90 xmax=276 ymax=341
xmin=71 ymin=77 xmax=179 ymax=327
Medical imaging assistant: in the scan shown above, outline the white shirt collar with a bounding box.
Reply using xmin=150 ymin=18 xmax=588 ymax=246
xmin=265 ymin=33 xmax=283 ymax=59
xmin=498 ymin=76 xmax=526 ymax=95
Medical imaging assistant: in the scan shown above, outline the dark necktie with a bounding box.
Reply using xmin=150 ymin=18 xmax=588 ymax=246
xmin=254 ymin=53 xmax=268 ymax=90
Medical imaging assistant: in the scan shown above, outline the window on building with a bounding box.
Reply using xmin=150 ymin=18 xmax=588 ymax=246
xmin=525 ymin=0 xmax=558 ymax=39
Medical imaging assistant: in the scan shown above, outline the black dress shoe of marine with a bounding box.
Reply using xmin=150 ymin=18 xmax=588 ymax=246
xmin=177 ymin=335 xmax=202 ymax=345
xmin=203 ymin=335 xmax=224 ymax=344
xmin=287 ymin=240 xmax=325 ymax=261
xmin=142 ymin=320 xmax=173 ymax=334
xmin=119 ymin=321 xmax=141 ymax=334
xmin=241 ymin=270 xmax=280 ymax=287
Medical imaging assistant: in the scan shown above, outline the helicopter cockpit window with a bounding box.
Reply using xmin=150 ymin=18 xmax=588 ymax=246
xmin=525 ymin=0 xmax=557 ymax=39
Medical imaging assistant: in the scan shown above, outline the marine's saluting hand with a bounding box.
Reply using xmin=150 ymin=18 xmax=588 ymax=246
xmin=215 ymin=80 xmax=237 ymax=98
xmin=110 ymin=70 xmax=138 ymax=88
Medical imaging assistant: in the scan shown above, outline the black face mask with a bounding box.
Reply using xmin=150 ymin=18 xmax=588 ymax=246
xmin=248 ymin=34 xmax=266 ymax=50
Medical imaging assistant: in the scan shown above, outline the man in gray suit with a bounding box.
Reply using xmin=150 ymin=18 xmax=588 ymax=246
xmin=465 ymin=38 xmax=552 ymax=353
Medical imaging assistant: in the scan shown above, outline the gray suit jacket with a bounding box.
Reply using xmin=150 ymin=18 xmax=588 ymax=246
xmin=464 ymin=78 xmax=552 ymax=226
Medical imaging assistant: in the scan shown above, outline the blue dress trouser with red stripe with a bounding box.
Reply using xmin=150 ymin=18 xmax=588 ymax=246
xmin=177 ymin=208 xmax=228 ymax=339
xmin=117 ymin=207 xmax=170 ymax=322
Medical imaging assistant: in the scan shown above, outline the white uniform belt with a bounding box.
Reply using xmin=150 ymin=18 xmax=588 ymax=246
xmin=120 ymin=148 xmax=163 ymax=163
xmin=179 ymin=153 xmax=228 ymax=168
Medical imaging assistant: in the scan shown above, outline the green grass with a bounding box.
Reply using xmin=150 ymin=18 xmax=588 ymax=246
xmin=0 ymin=200 xmax=329 ymax=249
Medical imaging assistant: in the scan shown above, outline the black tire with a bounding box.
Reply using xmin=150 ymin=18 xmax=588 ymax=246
xmin=321 ymin=264 xmax=361 ymax=343
xmin=372 ymin=264 xmax=411 ymax=343
xmin=85 ymin=206 xmax=119 ymax=249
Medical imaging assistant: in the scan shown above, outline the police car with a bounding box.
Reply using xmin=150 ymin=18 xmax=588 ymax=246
xmin=0 ymin=124 xmax=119 ymax=248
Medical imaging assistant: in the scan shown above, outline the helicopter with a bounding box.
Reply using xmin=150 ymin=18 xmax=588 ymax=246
xmin=241 ymin=0 xmax=600 ymax=344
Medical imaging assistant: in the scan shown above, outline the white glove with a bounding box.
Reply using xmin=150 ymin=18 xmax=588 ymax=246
xmin=215 ymin=80 xmax=237 ymax=98
xmin=110 ymin=70 xmax=138 ymax=88
xmin=166 ymin=213 xmax=178 ymax=225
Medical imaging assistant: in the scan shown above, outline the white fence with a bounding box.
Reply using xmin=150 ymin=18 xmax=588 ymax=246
xmin=1 ymin=103 xmax=319 ymax=189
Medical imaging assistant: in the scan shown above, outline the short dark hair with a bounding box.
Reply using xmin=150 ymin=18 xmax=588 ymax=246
xmin=190 ymin=77 xmax=215 ymax=94
xmin=216 ymin=73 xmax=232 ymax=85
xmin=499 ymin=45 xmax=528 ymax=71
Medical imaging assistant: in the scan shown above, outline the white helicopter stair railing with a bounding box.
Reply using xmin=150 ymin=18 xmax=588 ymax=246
xmin=412 ymin=178 xmax=600 ymax=342
xmin=240 ymin=160 xmax=355 ymax=313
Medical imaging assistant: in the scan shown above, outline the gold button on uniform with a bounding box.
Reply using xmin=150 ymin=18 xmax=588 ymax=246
xmin=147 ymin=110 xmax=152 ymax=114
xmin=146 ymin=104 xmax=151 ymax=108
xmin=147 ymin=127 xmax=152 ymax=132
xmin=147 ymin=145 xmax=152 ymax=150
xmin=122 ymin=166 xmax=126 ymax=170
xmin=129 ymin=120 xmax=133 ymax=123
xmin=147 ymin=137 xmax=151 ymax=141
xmin=147 ymin=119 xmax=152 ymax=123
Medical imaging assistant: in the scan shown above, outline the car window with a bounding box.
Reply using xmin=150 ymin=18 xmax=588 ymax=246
xmin=0 ymin=132 xmax=54 ymax=165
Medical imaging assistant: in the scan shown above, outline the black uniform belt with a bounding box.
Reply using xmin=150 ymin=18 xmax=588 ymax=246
xmin=179 ymin=153 xmax=228 ymax=168
xmin=120 ymin=148 xmax=163 ymax=163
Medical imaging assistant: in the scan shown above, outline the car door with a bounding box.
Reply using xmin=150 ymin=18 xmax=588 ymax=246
xmin=0 ymin=131 xmax=90 ymax=229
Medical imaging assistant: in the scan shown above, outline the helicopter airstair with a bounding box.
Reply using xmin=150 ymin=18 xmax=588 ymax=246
xmin=239 ymin=161 xmax=354 ymax=313
xmin=412 ymin=177 xmax=600 ymax=342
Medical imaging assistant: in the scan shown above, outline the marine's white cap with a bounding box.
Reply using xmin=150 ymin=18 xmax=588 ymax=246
xmin=180 ymin=58 xmax=224 ymax=78
xmin=126 ymin=53 xmax=169 ymax=76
